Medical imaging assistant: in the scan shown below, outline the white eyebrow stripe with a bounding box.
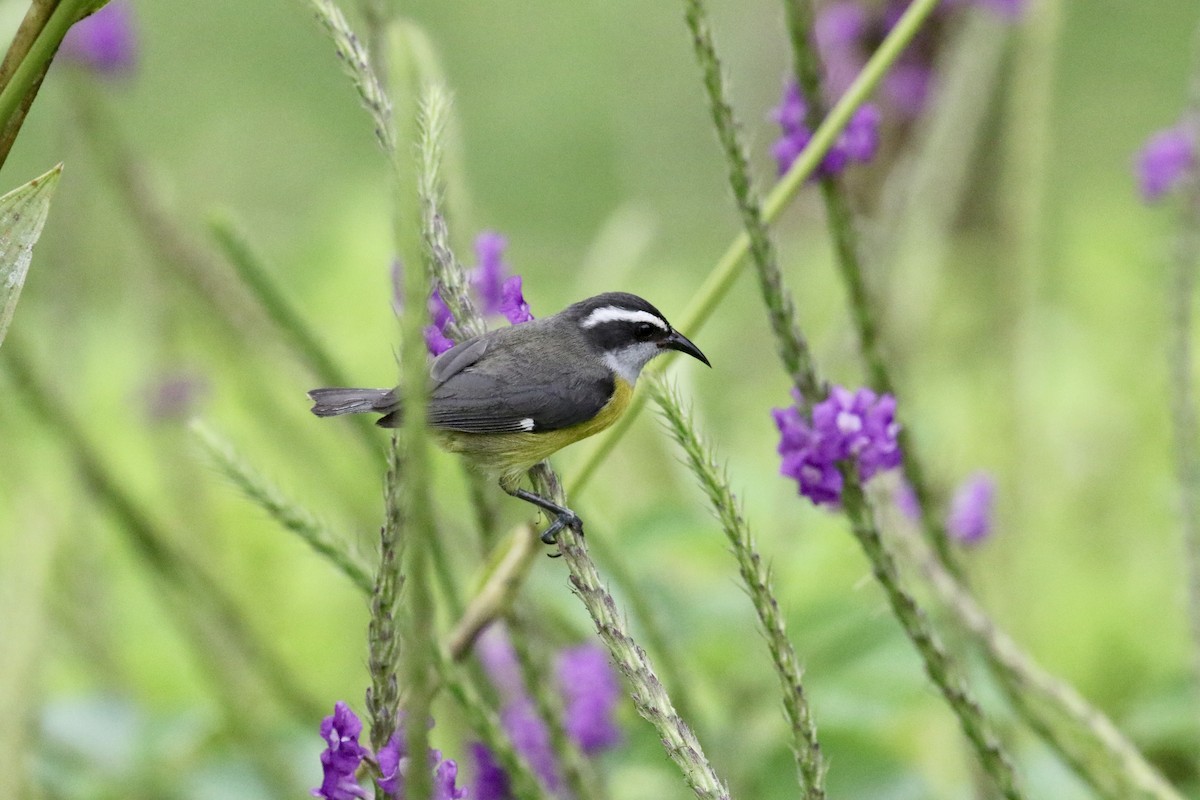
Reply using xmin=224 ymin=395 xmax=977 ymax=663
xmin=580 ymin=307 xmax=669 ymax=330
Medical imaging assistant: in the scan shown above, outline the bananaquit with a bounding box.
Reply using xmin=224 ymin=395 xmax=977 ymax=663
xmin=307 ymin=292 xmax=710 ymax=544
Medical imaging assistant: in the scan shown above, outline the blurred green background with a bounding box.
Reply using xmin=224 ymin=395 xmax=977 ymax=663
xmin=3 ymin=0 xmax=1200 ymax=797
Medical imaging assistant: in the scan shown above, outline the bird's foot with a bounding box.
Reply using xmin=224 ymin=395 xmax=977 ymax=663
xmin=506 ymin=487 xmax=584 ymax=552
xmin=539 ymin=510 xmax=584 ymax=546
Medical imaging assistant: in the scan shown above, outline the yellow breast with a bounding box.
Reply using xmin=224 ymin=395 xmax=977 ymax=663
xmin=436 ymin=377 xmax=634 ymax=482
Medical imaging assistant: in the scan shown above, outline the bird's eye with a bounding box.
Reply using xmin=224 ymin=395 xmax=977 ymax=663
xmin=634 ymin=322 xmax=658 ymax=340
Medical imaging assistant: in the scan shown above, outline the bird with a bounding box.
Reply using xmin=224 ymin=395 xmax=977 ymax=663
xmin=307 ymin=291 xmax=710 ymax=545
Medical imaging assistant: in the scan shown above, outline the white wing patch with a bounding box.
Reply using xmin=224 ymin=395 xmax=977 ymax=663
xmin=519 ymin=417 xmax=536 ymax=431
xmin=580 ymin=306 xmax=669 ymax=330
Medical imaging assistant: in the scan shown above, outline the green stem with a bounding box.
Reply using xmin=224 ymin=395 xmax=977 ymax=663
xmin=651 ymin=379 xmax=826 ymax=798
xmin=0 ymin=0 xmax=88 ymax=173
xmin=841 ymin=476 xmax=1025 ymax=799
xmin=890 ymin=512 xmax=1184 ymax=800
xmin=541 ymin=467 xmax=732 ymax=800
xmin=682 ymin=0 xmax=819 ymax=400
xmin=584 ymin=516 xmax=705 ymax=732
xmin=365 ymin=437 xmax=405 ymax=760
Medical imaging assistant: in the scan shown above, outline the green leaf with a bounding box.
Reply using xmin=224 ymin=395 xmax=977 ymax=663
xmin=0 ymin=163 xmax=61 ymax=349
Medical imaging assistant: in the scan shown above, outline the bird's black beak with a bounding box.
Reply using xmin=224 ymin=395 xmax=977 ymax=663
xmin=660 ymin=329 xmax=711 ymax=367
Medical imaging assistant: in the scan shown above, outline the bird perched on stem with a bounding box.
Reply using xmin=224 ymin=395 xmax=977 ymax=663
xmin=308 ymin=292 xmax=710 ymax=544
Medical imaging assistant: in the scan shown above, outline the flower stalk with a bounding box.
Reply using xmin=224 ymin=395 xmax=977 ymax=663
xmin=651 ymin=378 xmax=826 ymax=798
xmin=551 ymin=513 xmax=733 ymax=800
xmin=842 ymin=476 xmax=1025 ymax=799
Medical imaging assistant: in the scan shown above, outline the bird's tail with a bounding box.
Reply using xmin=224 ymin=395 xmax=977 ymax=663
xmin=307 ymin=387 xmax=398 ymax=421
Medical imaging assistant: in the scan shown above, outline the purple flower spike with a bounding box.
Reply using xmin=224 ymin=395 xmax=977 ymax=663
xmin=470 ymin=743 xmax=513 ymax=800
xmin=428 ymin=287 xmax=453 ymax=330
xmin=425 ymin=286 xmax=456 ymax=356
xmin=557 ymin=644 xmax=622 ymax=754
xmin=499 ymin=275 xmax=534 ymax=324
xmin=1136 ymin=124 xmax=1196 ymax=202
xmin=433 ymin=755 xmax=468 ymax=800
xmin=60 ymin=1 xmax=137 ymax=76
xmin=476 ymin=624 xmax=526 ymax=701
xmin=772 ymin=81 xmax=881 ymax=178
xmin=884 ymin=61 xmax=934 ymax=119
xmin=947 ymin=472 xmax=996 ymax=545
xmin=472 ymin=231 xmax=509 ymax=315
xmin=774 ymin=386 xmax=902 ymax=507
xmin=424 ymin=325 xmax=456 ymax=357
xmin=773 ymin=403 xmax=843 ymax=507
xmin=815 ymin=1 xmax=868 ymax=51
xmin=837 ymin=104 xmax=882 ymax=166
xmin=502 ymin=699 xmax=561 ymax=792
xmin=376 ymin=733 xmax=407 ymax=798
xmin=312 ymin=702 xmax=369 ymax=800
xmin=376 ymin=734 xmax=466 ymax=800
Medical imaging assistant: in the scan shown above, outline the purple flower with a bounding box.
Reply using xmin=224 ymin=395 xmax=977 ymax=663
xmin=425 ymin=286 xmax=456 ymax=356
xmin=429 ymin=287 xmax=453 ymax=330
xmin=312 ymin=702 xmax=369 ymax=800
xmin=474 ymin=628 xmax=621 ymax=792
xmin=556 ymin=644 xmax=622 ymax=754
xmin=502 ymin=700 xmax=561 ymax=792
xmin=476 ymin=625 xmax=525 ymax=700
xmin=424 ymin=325 xmax=456 ymax=356
xmin=60 ymin=1 xmax=137 ymax=75
xmin=773 ymin=402 xmax=844 ymax=506
xmin=475 ymin=627 xmax=560 ymax=790
xmin=973 ymin=0 xmax=1027 ymax=20
xmin=814 ymin=1 xmax=869 ymax=99
xmin=946 ymin=472 xmax=996 ymax=544
xmin=470 ymin=743 xmax=512 ymax=800
xmin=1135 ymin=124 xmax=1196 ymax=202
xmin=377 ymin=733 xmax=407 ymax=798
xmin=772 ymin=82 xmax=881 ymax=178
xmin=377 ymin=734 xmax=466 ymax=800
xmin=815 ymin=1 xmax=868 ymax=52
xmin=774 ymin=386 xmax=902 ymax=506
xmin=433 ymin=756 xmax=467 ymax=800
xmin=893 ymin=479 xmax=921 ymax=521
xmin=883 ymin=59 xmax=934 ymax=118
xmin=472 ymin=231 xmax=509 ymax=315
xmin=813 ymin=0 xmax=942 ymax=119
xmin=499 ymin=276 xmax=534 ymax=324
xmin=813 ymin=386 xmax=902 ymax=477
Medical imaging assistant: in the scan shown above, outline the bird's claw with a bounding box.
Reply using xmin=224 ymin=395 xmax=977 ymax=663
xmin=540 ymin=511 xmax=583 ymax=546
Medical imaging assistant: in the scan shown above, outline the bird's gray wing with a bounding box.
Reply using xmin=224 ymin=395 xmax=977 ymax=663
xmin=430 ymin=337 xmax=490 ymax=385
xmin=429 ymin=365 xmax=615 ymax=433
